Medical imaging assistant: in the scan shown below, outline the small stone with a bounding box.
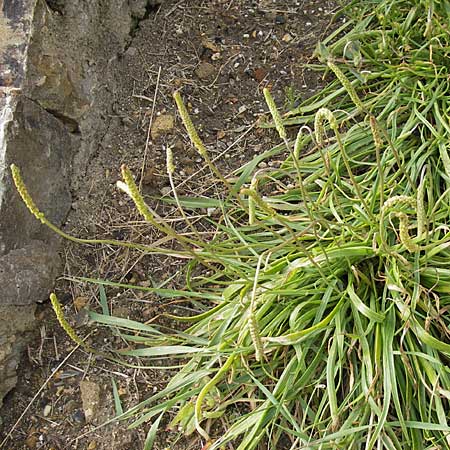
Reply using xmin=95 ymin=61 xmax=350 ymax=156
xmin=238 ymin=105 xmax=247 ymax=115
xmin=282 ymin=33 xmax=293 ymax=42
xmin=124 ymin=47 xmax=138 ymax=58
xmin=160 ymin=186 xmax=171 ymax=196
xmin=195 ymin=61 xmax=216 ymax=80
xmin=79 ymin=381 xmax=101 ymax=423
xmin=72 ymin=409 xmax=85 ymax=424
xmin=87 ymin=442 xmax=97 ymax=450
xmin=43 ymin=404 xmax=52 ymax=417
xmin=216 ymin=130 xmax=226 ymax=140
xmin=211 ymin=52 xmax=221 ymax=61
xmin=275 ymin=15 xmax=286 ymax=25
xmin=201 ymin=38 xmax=220 ymax=53
xmin=73 ymin=296 xmax=88 ymax=311
xmin=253 ymin=67 xmax=267 ymax=83
xmin=151 ymin=114 xmax=174 ymax=140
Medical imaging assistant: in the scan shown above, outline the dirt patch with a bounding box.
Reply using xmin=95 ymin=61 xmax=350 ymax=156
xmin=1 ymin=1 xmax=341 ymax=448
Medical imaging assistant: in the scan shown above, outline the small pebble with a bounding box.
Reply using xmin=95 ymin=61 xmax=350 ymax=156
xmin=160 ymin=186 xmax=171 ymax=196
xmin=43 ymin=404 xmax=52 ymax=417
xmin=72 ymin=409 xmax=85 ymax=424
xmin=275 ymin=15 xmax=286 ymax=25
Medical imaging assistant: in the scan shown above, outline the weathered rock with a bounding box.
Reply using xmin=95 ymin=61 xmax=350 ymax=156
xmin=0 ymin=95 xmax=73 ymax=254
xmin=79 ymin=380 xmax=102 ymax=424
xmin=0 ymin=242 xmax=61 ymax=305
xmin=0 ymin=0 xmax=34 ymax=89
xmin=0 ymin=304 xmax=36 ymax=409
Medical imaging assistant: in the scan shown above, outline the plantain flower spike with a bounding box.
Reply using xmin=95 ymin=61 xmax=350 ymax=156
xmin=120 ymin=164 xmax=155 ymax=223
xmin=173 ymin=91 xmax=208 ymax=158
xmin=369 ymin=116 xmax=383 ymax=150
xmin=50 ymin=293 xmax=89 ymax=350
xmin=10 ymin=164 xmax=45 ymax=223
xmin=166 ymin=146 xmax=175 ymax=175
xmin=382 ymin=195 xmax=415 ymax=212
xmin=263 ymin=87 xmax=286 ymax=140
xmin=327 ymin=60 xmax=364 ymax=111
xmin=314 ymin=108 xmax=338 ymax=146
xmin=396 ymin=212 xmax=419 ymax=253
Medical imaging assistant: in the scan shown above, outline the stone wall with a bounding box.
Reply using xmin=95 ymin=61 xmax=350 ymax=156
xmin=0 ymin=0 xmax=159 ymax=409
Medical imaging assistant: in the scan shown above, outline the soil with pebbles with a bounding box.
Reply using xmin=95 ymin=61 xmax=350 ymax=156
xmin=1 ymin=1 xmax=341 ymax=448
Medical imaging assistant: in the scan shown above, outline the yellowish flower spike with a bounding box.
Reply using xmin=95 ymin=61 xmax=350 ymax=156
xmin=248 ymin=174 xmax=259 ymax=225
xmin=382 ymin=195 xmax=415 ymax=212
xmin=241 ymin=188 xmax=277 ymax=218
xmin=50 ymin=293 xmax=92 ymax=351
xmin=263 ymin=87 xmax=286 ymax=140
xmin=173 ymin=91 xmax=207 ymax=157
xmin=417 ymin=169 xmax=427 ymax=239
xmin=314 ymin=108 xmax=338 ymax=145
xmin=119 ymin=164 xmax=203 ymax=254
xmin=395 ymin=212 xmax=419 ymax=253
xmin=166 ymin=146 xmax=175 ymax=175
xmin=10 ymin=164 xmax=45 ymax=223
xmin=173 ymin=90 xmax=232 ymax=192
xmin=369 ymin=115 xmax=383 ymax=150
xmin=327 ymin=60 xmax=364 ymax=111
xmin=120 ymin=164 xmax=156 ymax=224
